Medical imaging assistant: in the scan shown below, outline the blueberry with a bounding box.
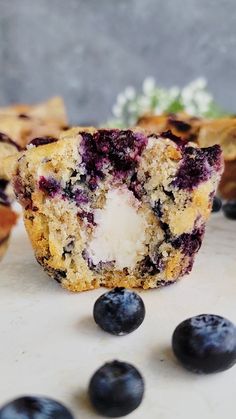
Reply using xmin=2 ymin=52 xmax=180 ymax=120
xmin=93 ymin=287 xmax=145 ymax=336
xmin=172 ymin=314 xmax=236 ymax=373
xmin=222 ymin=201 xmax=236 ymax=220
xmin=38 ymin=176 xmax=60 ymax=197
xmin=89 ymin=360 xmax=144 ymax=417
xmin=80 ymin=130 xmax=147 ymax=189
xmin=172 ymin=145 xmax=222 ymax=190
xmin=0 ymin=396 xmax=74 ymax=418
xmin=211 ymin=196 xmax=222 ymax=213
xmin=29 ymin=137 xmax=58 ymax=147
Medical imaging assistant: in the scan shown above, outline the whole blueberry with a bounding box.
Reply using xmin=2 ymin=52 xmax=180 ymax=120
xmin=0 ymin=396 xmax=73 ymax=419
xmin=93 ymin=287 xmax=145 ymax=335
xmin=211 ymin=196 xmax=222 ymax=213
xmin=89 ymin=360 xmax=144 ymax=417
xmin=172 ymin=314 xmax=236 ymax=374
xmin=222 ymin=201 xmax=236 ymax=220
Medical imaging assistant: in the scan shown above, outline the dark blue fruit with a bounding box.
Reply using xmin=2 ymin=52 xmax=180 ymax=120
xmin=222 ymin=201 xmax=236 ymax=220
xmin=211 ymin=196 xmax=222 ymax=213
xmin=0 ymin=396 xmax=74 ymax=418
xmin=172 ymin=314 xmax=236 ymax=374
xmin=89 ymin=360 xmax=144 ymax=417
xmin=93 ymin=287 xmax=145 ymax=335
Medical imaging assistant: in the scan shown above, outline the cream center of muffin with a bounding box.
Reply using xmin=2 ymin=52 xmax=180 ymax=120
xmin=87 ymin=188 xmax=148 ymax=269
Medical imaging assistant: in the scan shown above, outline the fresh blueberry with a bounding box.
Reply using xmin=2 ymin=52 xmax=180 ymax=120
xmin=0 ymin=396 xmax=74 ymax=418
xmin=93 ymin=287 xmax=145 ymax=336
xmin=222 ymin=201 xmax=236 ymax=220
xmin=89 ymin=360 xmax=144 ymax=417
xmin=211 ymin=196 xmax=222 ymax=213
xmin=172 ymin=314 xmax=236 ymax=373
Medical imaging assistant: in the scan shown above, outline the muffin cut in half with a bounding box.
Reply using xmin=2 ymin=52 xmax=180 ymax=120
xmin=7 ymin=128 xmax=223 ymax=291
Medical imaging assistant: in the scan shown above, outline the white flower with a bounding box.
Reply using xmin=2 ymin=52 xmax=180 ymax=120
xmin=116 ymin=93 xmax=128 ymax=106
xmin=184 ymin=104 xmax=198 ymax=115
xmin=138 ymin=96 xmax=151 ymax=112
xmin=112 ymin=104 xmax=122 ymax=118
xmin=181 ymin=87 xmax=195 ymax=105
xmin=127 ymin=102 xmax=138 ymax=113
xmin=142 ymin=77 xmax=156 ymax=95
xmin=181 ymin=77 xmax=213 ymax=115
xmin=169 ymin=86 xmax=180 ymax=99
xmin=107 ymin=76 xmax=217 ymax=128
xmin=189 ymin=77 xmax=207 ymax=90
xmin=124 ymin=86 xmax=136 ymax=100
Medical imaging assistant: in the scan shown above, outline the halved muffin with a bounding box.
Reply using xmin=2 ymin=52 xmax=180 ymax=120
xmin=6 ymin=128 xmax=223 ymax=291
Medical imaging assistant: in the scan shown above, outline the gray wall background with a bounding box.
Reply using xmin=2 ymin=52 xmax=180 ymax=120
xmin=0 ymin=0 xmax=235 ymax=124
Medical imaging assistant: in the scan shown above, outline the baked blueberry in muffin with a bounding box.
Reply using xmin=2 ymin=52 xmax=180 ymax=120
xmin=7 ymin=127 xmax=223 ymax=290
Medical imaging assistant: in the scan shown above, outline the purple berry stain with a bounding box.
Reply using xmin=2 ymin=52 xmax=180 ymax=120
xmin=38 ymin=176 xmax=60 ymax=197
xmin=172 ymin=226 xmax=205 ymax=256
xmin=80 ymin=130 xmax=147 ymax=191
xmin=172 ymin=145 xmax=222 ymax=190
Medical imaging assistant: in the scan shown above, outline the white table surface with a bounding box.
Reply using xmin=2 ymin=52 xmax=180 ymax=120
xmin=0 ymin=210 xmax=236 ymax=419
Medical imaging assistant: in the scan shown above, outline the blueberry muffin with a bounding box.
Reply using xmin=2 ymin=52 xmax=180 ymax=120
xmin=138 ymin=113 xmax=236 ymax=200
xmin=0 ymin=96 xmax=68 ymax=149
xmin=137 ymin=113 xmax=202 ymax=142
xmin=0 ymin=134 xmax=19 ymax=259
xmin=198 ymin=118 xmax=236 ymax=200
xmin=7 ymin=128 xmax=223 ymax=291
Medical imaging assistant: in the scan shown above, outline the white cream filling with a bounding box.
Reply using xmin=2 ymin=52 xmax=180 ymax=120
xmin=87 ymin=188 xmax=148 ymax=269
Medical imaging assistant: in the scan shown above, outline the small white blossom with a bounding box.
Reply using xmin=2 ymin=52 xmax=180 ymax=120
xmin=106 ymin=76 xmax=221 ymax=128
xmin=126 ymin=102 xmax=138 ymax=113
xmin=139 ymin=96 xmax=151 ymax=110
xmin=189 ymin=77 xmax=207 ymax=90
xmin=181 ymin=87 xmax=195 ymax=105
xmin=112 ymin=104 xmax=122 ymax=118
xmin=124 ymin=86 xmax=136 ymax=100
xmin=142 ymin=77 xmax=156 ymax=95
xmin=169 ymin=86 xmax=180 ymax=99
xmin=116 ymin=93 xmax=128 ymax=106
xmin=194 ymin=90 xmax=212 ymax=107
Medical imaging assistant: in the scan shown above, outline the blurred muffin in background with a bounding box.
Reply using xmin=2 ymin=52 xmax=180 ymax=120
xmin=137 ymin=112 xmax=202 ymax=142
xmin=137 ymin=113 xmax=236 ymax=200
xmin=198 ymin=118 xmax=236 ymax=199
xmin=0 ymin=96 xmax=68 ymax=260
xmin=0 ymin=134 xmax=19 ymax=260
xmin=0 ymin=96 xmax=68 ymax=149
